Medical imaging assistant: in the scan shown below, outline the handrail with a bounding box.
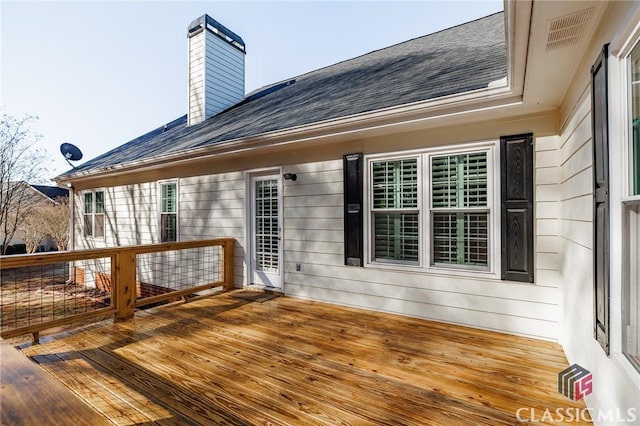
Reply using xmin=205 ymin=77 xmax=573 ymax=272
xmin=0 ymin=239 xmax=234 ymax=268
xmin=0 ymin=238 xmax=235 ymax=340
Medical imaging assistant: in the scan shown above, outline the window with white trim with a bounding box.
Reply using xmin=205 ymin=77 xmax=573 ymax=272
xmin=623 ymin=40 xmax=640 ymax=372
xmin=160 ymin=182 xmax=178 ymax=242
xmin=371 ymin=158 xmax=419 ymax=263
xmin=431 ymin=152 xmax=489 ymax=268
xmin=367 ymin=146 xmax=494 ymax=272
xmin=83 ymin=190 xmax=104 ymax=238
xmin=632 ymin=42 xmax=640 ymax=196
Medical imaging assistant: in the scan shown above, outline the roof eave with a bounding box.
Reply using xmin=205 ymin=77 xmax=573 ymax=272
xmin=55 ymin=84 xmax=518 ymax=185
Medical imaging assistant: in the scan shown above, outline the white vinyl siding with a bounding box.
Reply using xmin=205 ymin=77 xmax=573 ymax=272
xmin=179 ymin=172 xmax=246 ymax=287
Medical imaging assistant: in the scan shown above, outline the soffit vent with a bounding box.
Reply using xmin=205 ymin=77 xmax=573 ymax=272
xmin=546 ymin=8 xmax=592 ymax=51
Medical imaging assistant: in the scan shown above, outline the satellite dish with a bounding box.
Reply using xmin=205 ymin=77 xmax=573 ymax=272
xmin=60 ymin=143 xmax=83 ymax=167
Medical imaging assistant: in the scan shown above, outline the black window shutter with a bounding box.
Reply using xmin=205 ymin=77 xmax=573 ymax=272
xmin=592 ymin=44 xmax=610 ymax=355
xmin=500 ymin=133 xmax=534 ymax=282
xmin=344 ymin=153 xmax=364 ymax=266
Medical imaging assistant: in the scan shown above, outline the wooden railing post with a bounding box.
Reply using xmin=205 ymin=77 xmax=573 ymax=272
xmin=223 ymin=238 xmax=234 ymax=291
xmin=113 ymin=250 xmax=136 ymax=322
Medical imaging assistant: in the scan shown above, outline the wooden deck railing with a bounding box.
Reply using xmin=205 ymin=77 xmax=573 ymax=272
xmin=0 ymin=238 xmax=234 ymax=340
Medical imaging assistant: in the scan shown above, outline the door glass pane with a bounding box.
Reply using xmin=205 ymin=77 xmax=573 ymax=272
xmin=255 ymin=179 xmax=279 ymax=272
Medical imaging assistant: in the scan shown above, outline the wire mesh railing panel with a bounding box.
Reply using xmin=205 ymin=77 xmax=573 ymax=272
xmin=135 ymin=245 xmax=223 ymax=302
xmin=0 ymin=259 xmax=112 ymax=334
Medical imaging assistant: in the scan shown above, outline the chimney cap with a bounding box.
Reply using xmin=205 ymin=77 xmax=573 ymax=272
xmin=188 ymin=14 xmax=246 ymax=53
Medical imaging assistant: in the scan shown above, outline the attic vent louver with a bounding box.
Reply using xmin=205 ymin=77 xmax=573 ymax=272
xmin=545 ymin=8 xmax=592 ymax=51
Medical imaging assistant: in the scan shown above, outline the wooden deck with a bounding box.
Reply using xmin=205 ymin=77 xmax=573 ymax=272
xmin=13 ymin=291 xmax=590 ymax=425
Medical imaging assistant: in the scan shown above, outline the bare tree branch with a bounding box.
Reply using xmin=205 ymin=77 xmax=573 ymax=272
xmin=0 ymin=113 xmax=48 ymax=254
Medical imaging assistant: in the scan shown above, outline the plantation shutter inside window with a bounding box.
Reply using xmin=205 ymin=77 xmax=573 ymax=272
xmin=371 ymin=158 xmax=419 ymax=263
xmin=431 ymin=153 xmax=489 ymax=267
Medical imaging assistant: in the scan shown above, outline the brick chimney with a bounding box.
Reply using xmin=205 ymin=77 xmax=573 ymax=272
xmin=187 ymin=15 xmax=246 ymax=126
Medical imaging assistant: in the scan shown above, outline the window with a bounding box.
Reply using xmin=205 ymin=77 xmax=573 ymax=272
xmin=371 ymin=158 xmax=419 ymax=263
xmin=367 ymin=147 xmax=494 ymax=272
xmin=83 ymin=190 xmax=104 ymax=238
xmin=160 ymin=182 xmax=177 ymax=242
xmin=632 ymin=42 xmax=640 ymax=195
xmin=623 ymin=204 xmax=640 ymax=371
xmin=624 ymin=41 xmax=640 ymax=371
xmin=431 ymin=152 xmax=489 ymax=268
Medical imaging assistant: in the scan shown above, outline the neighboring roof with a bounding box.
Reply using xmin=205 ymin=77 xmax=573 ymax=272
xmin=60 ymin=11 xmax=505 ymax=178
xmin=30 ymin=185 xmax=69 ymax=201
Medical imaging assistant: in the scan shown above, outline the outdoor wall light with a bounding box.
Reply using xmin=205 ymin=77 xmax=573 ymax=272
xmin=283 ymin=173 xmax=297 ymax=181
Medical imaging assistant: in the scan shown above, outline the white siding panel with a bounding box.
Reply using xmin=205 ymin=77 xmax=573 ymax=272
xmin=286 ymin=283 xmax=558 ymax=340
xmin=285 ymin=182 xmax=343 ymax=197
xmin=560 ymin=195 xmax=592 ymax=222
xmin=561 ymin=169 xmax=593 ymax=201
xmin=283 ymin=261 xmax=559 ymax=303
xmin=537 ymin=218 xmax=561 ymax=236
xmin=285 ymin=274 xmax=558 ymax=320
xmin=180 ymin=172 xmax=246 ymax=287
xmin=536 ymin=166 xmax=559 ymax=185
xmin=536 ymin=150 xmax=560 ymax=168
xmin=537 ymin=235 xmax=561 ymax=253
xmin=536 ymin=201 xmax=560 ymax=219
xmin=284 ymin=229 xmax=343 ymax=243
xmin=284 ymin=206 xmax=342 ymax=219
xmin=285 ymin=218 xmax=344 ymax=231
xmin=561 ymin=220 xmax=592 ymax=250
xmin=286 ymin=194 xmax=342 ymax=208
xmin=536 ymin=184 xmax=559 ymax=202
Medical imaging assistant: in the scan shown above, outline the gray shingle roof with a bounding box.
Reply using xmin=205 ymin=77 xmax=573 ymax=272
xmin=30 ymin=185 xmax=69 ymax=200
xmin=62 ymin=12 xmax=505 ymax=177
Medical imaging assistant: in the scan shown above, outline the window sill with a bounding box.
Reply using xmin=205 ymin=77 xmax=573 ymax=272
xmin=622 ymin=197 xmax=640 ymax=205
xmin=366 ymin=261 xmax=501 ymax=281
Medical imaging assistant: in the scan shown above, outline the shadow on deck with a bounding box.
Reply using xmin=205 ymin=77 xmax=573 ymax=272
xmin=8 ymin=290 xmax=590 ymax=425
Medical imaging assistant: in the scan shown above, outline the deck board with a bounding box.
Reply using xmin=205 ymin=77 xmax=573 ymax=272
xmin=14 ymin=291 xmax=591 ymax=425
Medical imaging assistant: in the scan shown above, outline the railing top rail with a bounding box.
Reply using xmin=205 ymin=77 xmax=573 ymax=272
xmin=0 ymin=238 xmax=234 ymax=269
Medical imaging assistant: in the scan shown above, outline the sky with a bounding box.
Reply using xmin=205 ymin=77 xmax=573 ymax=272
xmin=1 ymin=0 xmax=503 ymax=183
